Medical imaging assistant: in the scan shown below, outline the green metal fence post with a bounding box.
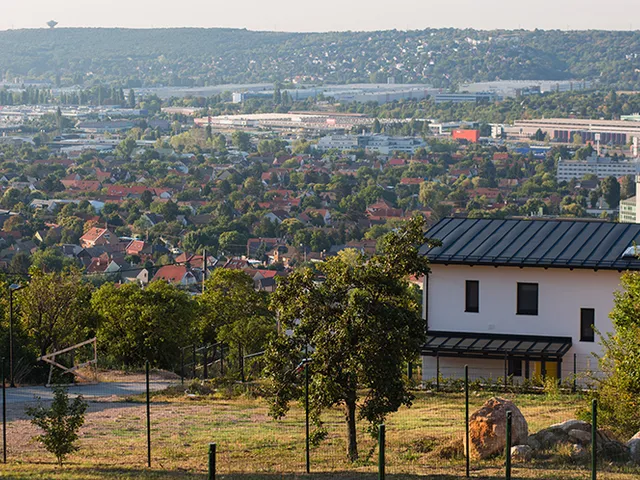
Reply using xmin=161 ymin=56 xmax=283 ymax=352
xmin=305 ymin=359 xmax=310 ymax=473
xmin=203 ymin=344 xmax=208 ymax=380
xmin=436 ymin=354 xmax=440 ymax=391
xmin=146 ymin=360 xmax=151 ymax=468
xmin=504 ymin=354 xmax=508 ymax=390
xmin=378 ymin=424 xmax=385 ymax=480
xmin=505 ymin=410 xmax=512 ymax=480
xmin=592 ymin=399 xmax=597 ymax=480
xmin=192 ymin=344 xmax=197 ymax=379
xmin=180 ymin=348 xmax=184 ymax=385
xmin=208 ymin=442 xmax=216 ymax=480
xmin=2 ymin=357 xmax=6 ymax=464
xmin=573 ymin=353 xmax=577 ymax=393
xmin=465 ymin=365 xmax=470 ymax=478
xmin=407 ymin=362 xmax=412 ymax=381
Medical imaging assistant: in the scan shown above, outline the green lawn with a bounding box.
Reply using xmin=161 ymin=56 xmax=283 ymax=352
xmin=2 ymin=389 xmax=638 ymax=479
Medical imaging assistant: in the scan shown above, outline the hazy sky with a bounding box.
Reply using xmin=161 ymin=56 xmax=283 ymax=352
xmin=2 ymin=0 xmax=639 ymax=32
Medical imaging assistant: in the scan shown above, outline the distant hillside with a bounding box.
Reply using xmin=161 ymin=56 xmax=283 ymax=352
xmin=0 ymin=28 xmax=639 ymax=89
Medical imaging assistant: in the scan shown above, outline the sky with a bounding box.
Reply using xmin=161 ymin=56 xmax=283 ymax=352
xmin=1 ymin=0 xmax=639 ymax=32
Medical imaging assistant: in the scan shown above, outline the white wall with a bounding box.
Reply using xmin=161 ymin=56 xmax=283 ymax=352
xmin=422 ymin=264 xmax=622 ymax=380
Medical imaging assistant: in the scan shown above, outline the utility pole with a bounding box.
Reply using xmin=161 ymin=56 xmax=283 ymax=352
xmin=202 ymin=248 xmax=207 ymax=294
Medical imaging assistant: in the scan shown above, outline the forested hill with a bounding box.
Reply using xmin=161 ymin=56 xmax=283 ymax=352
xmin=1 ymin=28 xmax=639 ymax=89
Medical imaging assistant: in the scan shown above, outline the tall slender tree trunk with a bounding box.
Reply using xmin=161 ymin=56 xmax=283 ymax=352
xmin=345 ymin=396 xmax=358 ymax=461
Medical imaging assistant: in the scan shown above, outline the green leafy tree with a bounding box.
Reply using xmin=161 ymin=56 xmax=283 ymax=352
xmin=601 ymin=176 xmax=621 ymax=209
xmin=140 ymin=189 xmax=154 ymax=208
xmin=231 ymin=131 xmax=251 ymax=152
xmin=219 ymin=231 xmax=247 ymax=255
xmin=26 ymin=386 xmax=88 ymax=466
xmin=17 ymin=268 xmax=94 ymax=357
xmin=128 ymin=88 xmax=136 ymax=108
xmin=588 ymin=272 xmax=640 ymax=437
xmin=265 ymin=216 xmax=436 ymax=461
xmin=199 ymin=269 xmax=275 ymax=380
xmin=92 ymin=281 xmax=196 ymax=368
xmin=115 ymin=137 xmax=137 ymax=159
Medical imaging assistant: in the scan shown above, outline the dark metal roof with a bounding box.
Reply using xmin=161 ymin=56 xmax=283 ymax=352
xmin=422 ymin=331 xmax=572 ymax=361
xmin=420 ymin=218 xmax=640 ymax=270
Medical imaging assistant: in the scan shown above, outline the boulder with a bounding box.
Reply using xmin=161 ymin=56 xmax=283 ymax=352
xmin=594 ymin=429 xmax=629 ymax=463
xmin=598 ymin=439 xmax=630 ymax=462
xmin=467 ymin=397 xmax=528 ymax=459
xmin=627 ymin=432 xmax=640 ymax=465
xmin=551 ymin=419 xmax=591 ymax=433
xmin=568 ymin=429 xmax=592 ymax=445
xmin=528 ymin=427 xmax=570 ymax=450
xmin=511 ymin=444 xmax=533 ymax=463
xmin=528 ymin=419 xmax=592 ymax=451
xmin=570 ymin=443 xmax=589 ymax=463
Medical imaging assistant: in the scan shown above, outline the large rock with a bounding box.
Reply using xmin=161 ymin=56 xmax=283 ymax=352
xmin=628 ymin=431 xmax=640 ymax=465
xmin=528 ymin=419 xmax=592 ymax=450
xmin=550 ymin=419 xmax=591 ymax=433
xmin=511 ymin=445 xmax=533 ymax=463
xmin=467 ymin=397 xmax=528 ymax=459
xmin=528 ymin=427 xmax=570 ymax=450
xmin=569 ymin=429 xmax=592 ymax=444
xmin=571 ymin=443 xmax=589 ymax=463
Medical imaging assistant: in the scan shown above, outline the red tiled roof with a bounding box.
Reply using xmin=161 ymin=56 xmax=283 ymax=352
xmin=152 ymin=265 xmax=191 ymax=283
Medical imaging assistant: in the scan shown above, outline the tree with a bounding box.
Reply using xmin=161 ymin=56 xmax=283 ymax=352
xmin=589 ymin=272 xmax=640 ymax=438
xmin=26 ymin=386 xmax=87 ymax=466
xmin=17 ymin=269 xmax=94 ymax=357
xmin=620 ymin=175 xmax=636 ymax=200
xmin=9 ymin=251 xmax=31 ymax=275
xmin=199 ymin=269 xmax=275 ymax=380
xmin=273 ymin=84 xmax=282 ymax=105
xmin=231 ymin=131 xmax=251 ymax=152
xmin=140 ymin=189 xmax=154 ymax=208
xmin=128 ymin=88 xmax=136 ymax=108
xmin=115 ymin=137 xmax=137 ymax=159
xmin=92 ymin=281 xmax=196 ymax=368
xmin=265 ymin=216 xmax=436 ymax=461
xmin=219 ymin=231 xmax=247 ymax=255
xmin=601 ymin=176 xmax=621 ymax=209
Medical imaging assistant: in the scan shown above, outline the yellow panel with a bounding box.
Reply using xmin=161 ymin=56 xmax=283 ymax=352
xmin=531 ymin=361 xmax=558 ymax=379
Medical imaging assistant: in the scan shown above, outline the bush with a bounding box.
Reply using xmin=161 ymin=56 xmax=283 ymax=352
xmin=25 ymin=386 xmax=88 ymax=465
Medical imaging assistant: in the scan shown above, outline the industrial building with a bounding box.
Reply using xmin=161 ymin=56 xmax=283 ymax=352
xmin=506 ymin=118 xmax=640 ymax=145
xmin=556 ymin=155 xmax=640 ymax=182
xmin=434 ymin=92 xmax=500 ymax=104
xmin=314 ymin=134 xmax=426 ymax=155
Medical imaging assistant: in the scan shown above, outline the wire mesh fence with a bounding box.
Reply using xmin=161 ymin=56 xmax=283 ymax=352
xmin=2 ymin=363 xmax=640 ymax=479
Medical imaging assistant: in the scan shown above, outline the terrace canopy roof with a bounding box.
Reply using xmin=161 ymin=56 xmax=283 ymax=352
xmin=422 ymin=331 xmax=572 ymax=362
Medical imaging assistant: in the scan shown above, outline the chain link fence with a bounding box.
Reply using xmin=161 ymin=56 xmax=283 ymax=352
xmin=2 ymin=361 xmax=640 ymax=479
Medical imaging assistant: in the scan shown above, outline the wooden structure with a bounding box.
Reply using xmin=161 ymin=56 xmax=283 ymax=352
xmin=37 ymin=337 xmax=98 ymax=387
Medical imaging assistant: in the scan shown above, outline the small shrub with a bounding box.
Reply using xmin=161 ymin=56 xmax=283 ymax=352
xmin=409 ymin=436 xmax=437 ymax=453
xmin=25 ymin=386 xmax=88 ymax=466
xmin=433 ymin=439 xmax=465 ymax=460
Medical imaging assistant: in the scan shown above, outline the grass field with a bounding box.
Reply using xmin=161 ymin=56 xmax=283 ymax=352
xmin=2 ymin=385 xmax=639 ymax=479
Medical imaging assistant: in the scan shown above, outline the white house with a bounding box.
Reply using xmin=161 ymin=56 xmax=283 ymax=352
xmin=419 ymin=218 xmax=640 ymax=383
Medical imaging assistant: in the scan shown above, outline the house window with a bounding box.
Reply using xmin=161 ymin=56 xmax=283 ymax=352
xmin=508 ymin=359 xmax=522 ymax=377
xmin=465 ymin=280 xmax=479 ymax=313
xmin=580 ymin=308 xmax=595 ymax=342
xmin=517 ymin=282 xmax=538 ymax=315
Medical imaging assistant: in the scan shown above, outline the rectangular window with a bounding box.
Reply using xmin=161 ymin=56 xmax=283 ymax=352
xmin=465 ymin=280 xmax=479 ymax=313
xmin=517 ymin=282 xmax=538 ymax=315
xmin=508 ymin=359 xmax=523 ymax=377
xmin=580 ymin=308 xmax=595 ymax=342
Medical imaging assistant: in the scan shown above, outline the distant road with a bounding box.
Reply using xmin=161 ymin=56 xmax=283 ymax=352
xmin=4 ymin=380 xmax=176 ymax=405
